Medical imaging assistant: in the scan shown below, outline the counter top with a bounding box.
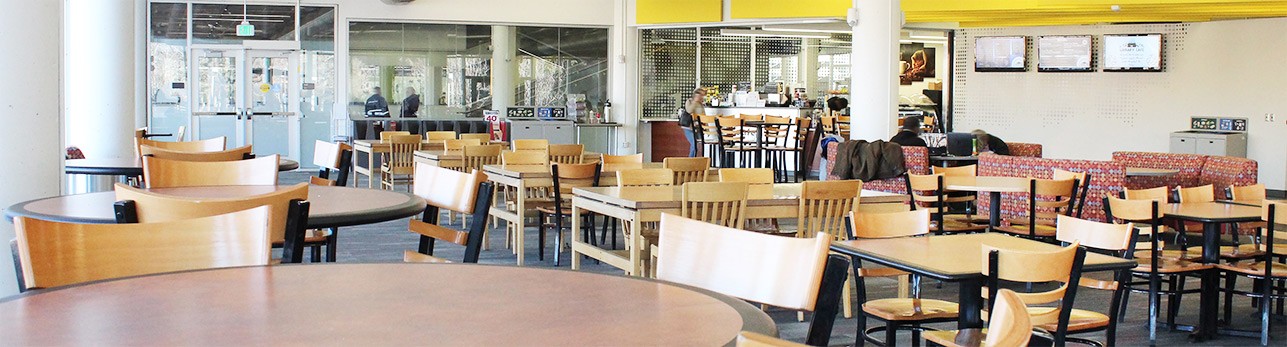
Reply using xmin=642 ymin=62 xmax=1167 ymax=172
xmin=350 ymin=115 xmax=476 ymax=121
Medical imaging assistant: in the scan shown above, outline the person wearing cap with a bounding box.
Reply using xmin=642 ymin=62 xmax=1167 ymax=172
xmin=890 ymin=117 xmax=928 ymax=147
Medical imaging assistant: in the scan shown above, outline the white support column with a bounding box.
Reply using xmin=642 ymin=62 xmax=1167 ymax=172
xmin=64 ymin=0 xmax=139 ymax=160
xmin=0 ymin=1 xmax=63 ymax=295
xmin=491 ymin=26 xmax=518 ymax=113
xmin=848 ymin=0 xmax=901 ymax=141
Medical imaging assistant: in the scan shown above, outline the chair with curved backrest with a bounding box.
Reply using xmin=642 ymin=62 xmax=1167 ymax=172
xmin=135 ymin=136 xmax=227 ymax=157
xmin=1174 ymin=184 xmax=1256 ymax=256
xmin=645 ymin=181 xmax=751 ymax=275
xmin=931 ymin=165 xmax=984 ymax=223
xmin=501 ymin=150 xmax=549 ymax=166
xmin=536 ymin=162 xmax=601 ymax=266
xmin=12 ymin=206 xmax=271 ymax=291
xmin=718 ymin=168 xmax=779 ymax=234
xmin=697 ymin=115 xmax=723 ymax=164
xmin=1124 ymin=186 xmax=1170 ymax=201
xmin=379 ymin=131 xmax=411 ymax=141
xmin=1214 ymin=202 xmax=1285 ymax=346
xmin=716 ymin=116 xmax=756 ymax=168
xmin=548 ymin=144 xmax=585 ymax=164
xmin=923 ymin=289 xmax=1034 ymax=347
xmin=763 ymin=117 xmax=809 ymax=182
xmin=142 ymin=155 xmax=279 ymax=188
xmin=458 ymin=133 xmax=491 ymax=142
xmin=403 ymin=163 xmax=495 ymax=264
xmin=140 ymin=144 xmax=253 ymax=162
xmin=424 ymin=131 xmax=457 ymax=141
xmin=603 ymin=153 xmax=643 ymax=164
xmin=618 ymin=168 xmax=675 ymax=188
xmin=309 ymin=177 xmax=336 ymax=186
xmin=995 ymin=178 xmax=1078 ymax=240
xmin=820 ymin=116 xmax=837 ymax=135
xmin=794 ymin=180 xmax=864 ymax=319
xmin=1053 ymin=169 xmax=1092 ymax=218
xmin=1051 ymin=215 xmax=1135 ymax=346
xmin=1227 ymin=183 xmax=1266 ymax=203
xmin=1177 ymin=184 xmax=1215 ymax=203
xmin=848 ymin=208 xmax=960 ymax=345
xmin=380 ymin=134 xmax=421 ymax=191
xmin=932 ymin=164 xmax=977 ymax=177
xmin=663 ymin=157 xmax=710 ymax=184
xmin=983 ymin=241 xmax=1088 ymax=347
xmin=656 ymin=214 xmax=849 ymax=347
xmin=907 ymin=173 xmax=988 ymax=234
xmin=462 ymin=144 xmax=503 ymax=171
xmin=312 ymin=140 xmax=353 ymax=187
xmin=112 ymin=182 xmax=314 ymax=263
xmin=836 ymin=115 xmax=852 ymax=138
xmin=443 ymin=138 xmax=482 ymax=152
xmin=513 ymin=139 xmax=549 ymax=151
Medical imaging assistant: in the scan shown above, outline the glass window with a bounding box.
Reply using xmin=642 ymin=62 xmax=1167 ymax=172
xmin=147 ymin=2 xmax=189 ymax=136
xmin=348 ymin=22 xmax=492 ymax=118
xmin=192 ymin=4 xmax=297 ymax=44
xmin=514 ymin=27 xmax=609 ymax=111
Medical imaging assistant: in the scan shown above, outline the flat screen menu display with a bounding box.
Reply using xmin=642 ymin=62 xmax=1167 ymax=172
xmin=1037 ymin=35 xmax=1093 ymax=72
xmin=1103 ymin=34 xmax=1163 ymax=72
xmin=974 ymin=36 xmax=1028 ymax=72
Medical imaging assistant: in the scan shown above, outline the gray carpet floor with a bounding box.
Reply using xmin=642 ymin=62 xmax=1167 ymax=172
xmin=291 ymin=172 xmax=1284 ymax=346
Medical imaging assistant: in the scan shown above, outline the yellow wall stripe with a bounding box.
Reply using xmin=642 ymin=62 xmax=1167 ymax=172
xmin=729 ymin=0 xmax=848 ymax=19
xmin=636 ymin=0 xmax=723 ymax=25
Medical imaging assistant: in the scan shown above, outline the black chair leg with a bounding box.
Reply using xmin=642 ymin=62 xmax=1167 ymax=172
xmin=885 ymin=322 xmax=897 ymax=346
xmin=1167 ymin=276 xmax=1182 ymax=330
xmin=326 ymin=228 xmax=338 ymax=262
xmin=537 ymin=212 xmax=546 ymax=261
xmin=1224 ymin=273 xmax=1236 ymax=324
xmin=310 ymin=244 xmax=321 ymax=262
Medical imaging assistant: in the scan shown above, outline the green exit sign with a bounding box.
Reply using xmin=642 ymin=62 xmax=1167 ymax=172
xmin=236 ymin=22 xmax=255 ymax=37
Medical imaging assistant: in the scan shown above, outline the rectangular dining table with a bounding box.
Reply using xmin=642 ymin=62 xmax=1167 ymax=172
xmin=352 ymin=139 xmax=507 ymax=188
xmin=1161 ymin=201 xmax=1264 ymax=341
xmin=569 ymin=184 xmax=909 ymax=276
xmin=415 ymin=150 xmax=599 ymax=170
xmin=830 ymin=233 xmax=1136 ymax=331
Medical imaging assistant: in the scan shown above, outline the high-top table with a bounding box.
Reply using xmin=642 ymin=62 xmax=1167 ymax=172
xmin=569 ymin=184 xmax=909 ymax=276
xmin=65 ymin=157 xmax=299 ymax=176
xmin=352 ymin=139 xmax=507 ymax=188
xmin=1161 ymin=201 xmax=1264 ymax=341
xmin=0 ymin=264 xmax=774 ymax=346
xmin=5 ymin=185 xmax=425 ymax=229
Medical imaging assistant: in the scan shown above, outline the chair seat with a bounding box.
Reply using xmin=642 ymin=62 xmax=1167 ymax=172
xmin=1216 ymin=260 xmax=1287 ymax=278
xmin=1028 ymin=308 xmax=1110 ymax=332
xmin=995 ymin=224 xmax=1057 ymax=237
xmin=922 ymin=328 xmax=987 ymax=347
xmin=1132 ymin=256 xmax=1214 ymax=274
xmin=861 ymin=298 xmax=960 ymax=321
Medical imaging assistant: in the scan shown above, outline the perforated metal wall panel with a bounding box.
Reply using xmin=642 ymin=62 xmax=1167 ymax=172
xmin=640 ymin=28 xmax=698 ymax=120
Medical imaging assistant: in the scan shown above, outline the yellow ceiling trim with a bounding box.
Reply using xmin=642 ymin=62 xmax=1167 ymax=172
xmin=636 ymin=0 xmax=723 ymax=25
xmin=903 ymin=0 xmax=1287 ymax=26
xmin=729 ymin=0 xmax=848 ymax=19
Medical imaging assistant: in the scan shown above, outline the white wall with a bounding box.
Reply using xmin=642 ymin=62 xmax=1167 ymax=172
xmin=953 ymin=20 xmax=1287 ymax=191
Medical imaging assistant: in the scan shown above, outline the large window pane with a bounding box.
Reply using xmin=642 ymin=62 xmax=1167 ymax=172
xmin=192 ymin=4 xmax=297 ymax=44
xmin=348 ymin=22 xmax=490 ymax=118
xmin=148 ymin=2 xmax=189 ymax=136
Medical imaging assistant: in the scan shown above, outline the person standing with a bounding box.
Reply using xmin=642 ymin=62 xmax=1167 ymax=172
xmin=678 ymin=88 xmax=706 ymax=157
xmin=889 ymin=117 xmax=928 ymax=147
xmin=400 ymin=87 xmax=421 ymax=118
xmin=365 ymin=87 xmax=389 ymax=117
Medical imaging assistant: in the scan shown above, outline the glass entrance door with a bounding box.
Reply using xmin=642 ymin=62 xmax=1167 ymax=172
xmin=190 ymin=46 xmax=301 ymax=159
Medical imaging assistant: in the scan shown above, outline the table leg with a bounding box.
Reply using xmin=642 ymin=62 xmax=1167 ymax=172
xmin=1192 ymin=222 xmax=1221 ymax=341
xmin=988 ymin=191 xmax=1002 ymax=232
xmin=366 ymin=149 xmax=376 ymax=189
xmin=756 ymin=124 xmax=765 ymax=168
xmin=958 ymin=277 xmax=984 ymax=329
xmin=571 ymin=201 xmax=582 ymax=270
xmin=514 ymin=180 xmax=526 ymax=266
xmin=629 ymin=215 xmax=643 ymax=276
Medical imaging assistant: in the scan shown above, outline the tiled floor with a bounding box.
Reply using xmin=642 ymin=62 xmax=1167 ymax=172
xmin=296 ymin=172 xmax=1284 ymax=346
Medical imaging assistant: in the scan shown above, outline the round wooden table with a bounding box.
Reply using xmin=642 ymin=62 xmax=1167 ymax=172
xmin=65 ymin=157 xmax=300 ymax=176
xmin=5 ymin=185 xmax=426 ymax=228
xmin=0 ymin=264 xmax=774 ymax=346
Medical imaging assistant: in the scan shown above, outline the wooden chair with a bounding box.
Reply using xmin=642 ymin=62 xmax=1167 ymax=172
xmin=1051 ymin=215 xmax=1136 ymax=346
xmin=458 ymin=133 xmax=492 ymax=142
xmin=378 ymin=131 xmax=411 ymax=141
xmin=663 ymin=156 xmax=710 ymax=184
xmin=820 ymin=116 xmax=837 ymax=135
xmin=309 ymin=176 xmax=336 ymax=186
xmin=922 ymin=289 xmax=1034 ymax=347
xmin=982 ymin=241 xmax=1088 ymax=347
xmin=655 ymin=214 xmax=850 ymax=347
xmin=513 ymin=138 xmax=550 ymax=151
xmin=142 ymin=155 xmax=279 ymax=188
xmin=995 ymin=178 xmax=1077 ymax=240
xmin=617 ymin=168 xmax=674 ymax=187
xmin=1053 ymin=169 xmax=1092 ymax=218
xmin=764 ymin=117 xmax=810 ymax=182
xmin=1175 ymin=184 xmax=1258 ymax=257
xmin=12 ymin=206 xmax=271 ymax=291
xmin=736 ymin=331 xmax=809 ymax=347
xmin=403 ymin=163 xmax=495 ymax=264
xmin=697 ymin=115 xmax=723 ymax=163
xmin=463 ymin=145 xmax=503 ymax=171
xmin=931 ymin=165 xmax=983 ymax=222
xmin=848 ymin=209 xmax=961 ymax=346
xmin=1124 ymin=186 xmax=1169 ymax=201
xmin=681 ymin=181 xmax=749 ymax=229
xmin=716 ymin=116 xmax=757 ymax=168
xmin=312 ymin=140 xmax=352 ymax=187
xmin=135 ymin=136 xmax=226 ymax=157
xmin=548 ymin=144 xmax=585 ymax=164
xmin=536 ymin=162 xmax=601 ymax=265
xmin=792 ymin=180 xmax=865 ymax=320
xmin=1215 ymin=202 xmax=1285 ymax=346
xmin=112 ymin=182 xmax=315 ymax=263
xmin=501 ymin=150 xmax=549 ymax=166
xmin=1177 ymin=184 xmax=1215 ymax=203
xmin=1104 ymin=196 xmax=1210 ymax=345
xmin=719 ymin=168 xmax=774 ymax=185
xmin=1227 ymin=183 xmax=1266 ymax=203
xmin=603 ymin=153 xmax=643 ymax=164
xmin=932 ymin=164 xmax=976 ymax=177
xmin=424 ymin=131 xmax=457 ymax=141
xmin=906 ymin=173 xmax=988 ymax=234
xmin=140 ymin=144 xmax=252 ymax=162
xmin=443 ymin=138 xmax=482 ymax=152
xmin=380 ymin=134 xmax=421 ymax=191
xmin=836 ymin=115 xmax=852 ymax=138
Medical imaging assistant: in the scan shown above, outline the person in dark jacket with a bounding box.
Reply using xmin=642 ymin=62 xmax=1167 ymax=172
xmin=365 ymin=87 xmax=389 ymax=117
xmin=889 ymin=117 xmax=928 ymax=147
xmin=678 ymin=88 xmax=706 ymax=157
xmin=400 ymin=87 xmax=420 ymax=118
xmin=971 ymin=129 xmax=1010 ymax=155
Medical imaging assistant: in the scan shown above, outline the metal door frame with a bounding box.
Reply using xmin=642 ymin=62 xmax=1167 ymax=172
xmin=188 ymin=43 xmax=302 ymax=159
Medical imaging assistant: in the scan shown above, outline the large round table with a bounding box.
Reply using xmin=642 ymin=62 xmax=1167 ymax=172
xmin=0 ymin=264 xmax=774 ymax=346
xmin=5 ymin=185 xmax=425 ymax=228
xmin=65 ymin=157 xmax=300 ymax=175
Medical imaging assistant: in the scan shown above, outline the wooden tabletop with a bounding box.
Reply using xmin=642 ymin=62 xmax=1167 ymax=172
xmin=65 ymin=157 xmax=299 ymax=176
xmin=1163 ymin=202 xmax=1263 ymax=223
xmin=0 ymin=264 xmax=772 ymax=346
xmin=832 ymin=233 xmax=1137 ymax=281
xmin=5 ymin=185 xmax=426 ymax=228
xmin=417 ymin=150 xmax=600 ymax=162
xmin=942 ymin=176 xmax=1031 ymax=193
xmin=574 ymin=183 xmax=907 ymax=209
xmin=1125 ymin=167 xmax=1180 ymax=177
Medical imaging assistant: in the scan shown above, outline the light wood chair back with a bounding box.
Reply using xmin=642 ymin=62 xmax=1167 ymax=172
xmin=617 ymin=168 xmax=674 ymax=187
xmin=309 ymin=176 xmax=336 ymax=186
xmin=413 ymin=163 xmax=488 ymax=214
xmin=1025 ymin=178 xmax=1077 ymax=224
xmin=680 ymin=181 xmax=749 ymax=229
xmin=140 ymin=144 xmax=252 ymax=162
xmin=932 ymin=165 xmax=977 ymax=177
xmin=406 ymin=163 xmax=495 ymax=264
xmin=1105 ymin=196 xmax=1159 ymax=222
xmin=552 ymin=162 xmax=602 ymax=203
xmin=458 ymin=133 xmax=492 ymax=142
xmin=719 ymin=168 xmax=774 ymax=185
xmin=797 ymin=180 xmax=862 ymax=240
xmin=820 ymin=116 xmax=837 ymax=134
xmin=984 ymin=289 xmax=1035 ymax=347
xmin=136 ymin=136 xmax=227 ymax=156
xmin=1178 ymin=184 xmax=1215 ymax=203
xmin=698 ymin=114 xmax=721 ymax=139
xmin=312 ymin=140 xmax=352 ymax=170
xmin=1124 ymin=186 xmax=1169 ymax=202
xmin=663 ymin=156 xmax=710 ymax=184
xmin=463 ymin=145 xmax=503 ymax=171
xmin=513 ymin=139 xmax=550 ymax=151
xmin=1052 ymin=168 xmax=1085 ymax=183
xmin=142 ymin=155 xmax=279 ymax=188
xmin=383 ymin=134 xmax=422 ymax=175
xmin=849 ymin=209 xmax=931 ymax=239
xmin=603 ymin=153 xmax=644 ymax=164
xmin=736 ymin=331 xmax=808 ymax=347
xmin=114 ymin=182 xmax=308 ymax=244
xmin=501 ymin=150 xmax=549 ymax=166
xmin=983 ymin=241 xmax=1083 ymax=327
xmin=657 ymin=213 xmax=830 ymax=311
xmin=443 ymin=138 xmax=482 ymax=151
xmin=1229 ymin=184 xmax=1266 ymax=203
xmin=1055 ymin=215 xmax=1133 ymax=253
xmin=716 ymin=116 xmax=745 ymax=144
xmin=548 ymin=144 xmax=585 ymax=164
xmin=836 ymin=115 xmax=851 ymax=137
xmin=13 ymin=206 xmax=271 ymax=290
xmin=424 ymin=131 xmax=457 ymax=141
xmin=379 ymin=131 xmax=411 ymax=141
xmin=739 ymin=114 xmax=764 ymax=122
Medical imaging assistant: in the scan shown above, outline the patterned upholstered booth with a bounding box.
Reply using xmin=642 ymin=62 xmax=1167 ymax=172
xmin=1197 ymin=156 xmax=1258 ymax=199
xmin=976 ymin=153 xmax=1126 ymax=223
xmin=1111 ymin=151 xmax=1259 ymax=199
xmin=1006 ymin=142 xmax=1043 ymax=158
xmin=824 ymin=142 xmax=929 ymax=195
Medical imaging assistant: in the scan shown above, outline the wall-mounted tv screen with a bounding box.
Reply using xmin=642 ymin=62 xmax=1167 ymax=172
xmin=1103 ymin=34 xmax=1163 ymax=72
xmin=1037 ymin=35 xmax=1093 ymax=72
xmin=974 ymin=36 xmax=1028 ymax=72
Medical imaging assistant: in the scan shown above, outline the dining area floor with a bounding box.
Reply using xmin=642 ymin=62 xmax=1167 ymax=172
xmin=305 ymin=172 xmax=1282 ymax=346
